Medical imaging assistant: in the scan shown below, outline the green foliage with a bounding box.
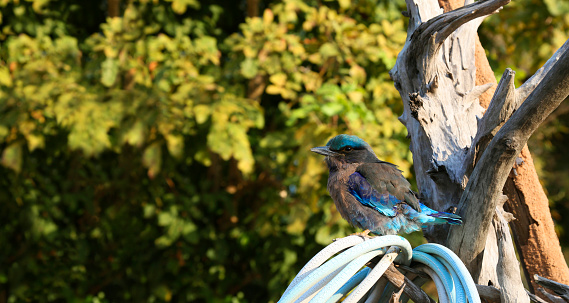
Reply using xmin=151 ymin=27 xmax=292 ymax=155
xmin=0 ymin=0 xmax=411 ymax=302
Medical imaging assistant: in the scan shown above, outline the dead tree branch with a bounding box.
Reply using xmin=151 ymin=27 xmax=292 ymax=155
xmin=392 ymin=0 xmax=569 ymax=298
xmin=464 ymin=68 xmax=516 ymax=177
xmin=383 ymin=264 xmax=435 ymax=303
xmin=447 ymin=42 xmax=569 ymax=276
xmin=534 ymin=274 xmax=569 ymax=302
xmin=392 ymin=0 xmax=511 ymax=245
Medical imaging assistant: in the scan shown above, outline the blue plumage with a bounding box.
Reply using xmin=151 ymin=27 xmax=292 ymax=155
xmin=347 ymin=172 xmax=461 ymax=234
xmin=326 ymin=134 xmax=369 ymax=151
xmin=311 ymin=134 xmax=462 ymax=236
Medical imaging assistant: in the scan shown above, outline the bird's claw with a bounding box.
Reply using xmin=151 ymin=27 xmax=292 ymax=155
xmin=350 ymin=229 xmax=373 ymax=240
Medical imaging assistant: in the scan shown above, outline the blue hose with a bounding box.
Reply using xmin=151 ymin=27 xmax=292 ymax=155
xmin=415 ymin=243 xmax=481 ymax=303
xmin=324 ymin=267 xmax=371 ymax=303
xmin=412 ymin=250 xmax=458 ymax=302
xmin=278 ymin=236 xmax=481 ymax=303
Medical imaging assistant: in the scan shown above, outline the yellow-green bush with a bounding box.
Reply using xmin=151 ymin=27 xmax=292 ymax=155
xmin=3 ymin=0 xmax=566 ymax=301
xmin=0 ymin=0 xmax=410 ymax=301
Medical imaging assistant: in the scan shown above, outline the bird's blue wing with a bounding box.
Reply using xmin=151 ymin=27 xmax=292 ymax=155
xmin=347 ymin=172 xmax=401 ymax=217
xmin=356 ymin=162 xmax=421 ymax=212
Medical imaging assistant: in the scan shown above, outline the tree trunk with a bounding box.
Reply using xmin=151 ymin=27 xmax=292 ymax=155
xmin=108 ymin=0 xmax=120 ymax=18
xmin=504 ymin=149 xmax=569 ymax=291
xmin=391 ymin=0 xmax=569 ymax=301
xmin=438 ymin=0 xmax=569 ymax=293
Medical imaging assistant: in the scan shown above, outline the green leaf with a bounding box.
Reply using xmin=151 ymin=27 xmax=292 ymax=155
xmin=194 ymin=105 xmax=211 ymax=124
xmin=0 ymin=66 xmax=12 ymax=87
xmin=321 ymin=102 xmax=344 ymax=117
xmin=143 ymin=142 xmax=162 ymax=179
xmin=269 ymin=73 xmax=287 ymax=87
xmin=338 ymin=0 xmax=350 ymax=9
xmin=319 ymin=43 xmax=339 ymax=59
xmin=169 ymin=0 xmax=200 ymax=14
xmin=1 ymin=142 xmax=22 ymax=173
xmin=544 ymin=0 xmax=569 ymax=16
xmin=101 ymin=58 xmax=119 ymax=87
xmin=240 ymin=58 xmax=258 ymax=79
xmin=165 ymin=134 xmax=184 ymax=159
xmin=123 ymin=121 xmax=145 ymax=147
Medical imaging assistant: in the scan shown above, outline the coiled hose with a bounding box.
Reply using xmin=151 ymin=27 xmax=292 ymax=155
xmin=278 ymin=235 xmax=480 ymax=303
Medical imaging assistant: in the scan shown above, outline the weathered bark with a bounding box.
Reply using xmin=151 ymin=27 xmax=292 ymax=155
xmin=447 ymin=37 xmax=569 ymax=284
xmin=534 ymin=274 xmax=569 ymax=301
xmin=383 ymin=264 xmax=434 ymax=303
xmin=460 ymin=36 xmax=569 ymax=293
xmin=392 ymin=0 xmax=569 ymax=301
xmin=495 ymin=202 xmax=528 ymax=302
xmin=456 ymin=0 xmax=569 ymax=289
xmin=390 ymin=0 xmax=505 ymax=243
xmin=391 ymin=0 xmax=505 ymax=263
xmin=504 ymin=151 xmax=569 ymax=293
xmin=506 ymin=39 xmax=569 ymax=291
xmin=476 ymin=284 xmax=501 ymax=303
xmin=528 ymin=290 xmax=551 ymax=303
xmin=439 ymin=3 xmax=529 ymax=296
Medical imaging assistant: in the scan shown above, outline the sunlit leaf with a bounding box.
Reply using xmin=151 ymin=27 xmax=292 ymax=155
xmin=143 ymin=142 xmax=162 ymax=179
xmin=1 ymin=142 xmax=22 ymax=173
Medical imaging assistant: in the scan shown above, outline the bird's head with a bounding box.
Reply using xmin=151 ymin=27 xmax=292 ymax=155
xmin=311 ymin=134 xmax=379 ymax=165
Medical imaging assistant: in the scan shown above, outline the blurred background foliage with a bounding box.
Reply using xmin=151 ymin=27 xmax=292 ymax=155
xmin=0 ymin=0 xmax=567 ymax=302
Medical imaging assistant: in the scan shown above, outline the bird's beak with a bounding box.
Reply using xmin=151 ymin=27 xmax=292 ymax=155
xmin=310 ymin=146 xmax=341 ymax=157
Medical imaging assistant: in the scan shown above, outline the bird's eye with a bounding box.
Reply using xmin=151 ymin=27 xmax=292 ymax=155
xmin=342 ymin=146 xmax=353 ymax=152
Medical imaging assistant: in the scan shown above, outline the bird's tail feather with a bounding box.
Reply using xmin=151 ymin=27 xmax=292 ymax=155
xmin=428 ymin=212 xmax=462 ymax=225
xmin=415 ymin=203 xmax=463 ymax=225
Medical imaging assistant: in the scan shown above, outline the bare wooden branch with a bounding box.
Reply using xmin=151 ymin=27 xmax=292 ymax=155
xmin=392 ymin=0 xmax=569 ymax=296
xmin=402 ymin=0 xmax=441 ymax=36
xmin=403 ymin=0 xmax=509 ymax=85
xmin=390 ymin=0 xmax=514 ymax=228
xmin=504 ymin=150 xmax=569 ymax=291
xmin=389 ymin=284 xmax=405 ymax=303
xmin=423 ymin=0 xmax=509 ymax=46
xmin=476 ymin=284 xmax=501 ymax=303
xmin=465 ymin=68 xmax=516 ymax=177
xmin=447 ymin=44 xmax=569 ymax=276
xmin=495 ymin=207 xmax=529 ymax=302
xmin=383 ymin=264 xmax=435 ymax=303
xmin=527 ymin=290 xmax=550 ymax=303
xmin=537 ymin=288 xmax=567 ymax=303
xmin=534 ymin=274 xmax=569 ymax=301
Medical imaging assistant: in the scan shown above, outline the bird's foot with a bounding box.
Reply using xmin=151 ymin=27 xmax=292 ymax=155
xmin=350 ymin=229 xmax=373 ymax=239
xmin=446 ymin=206 xmax=458 ymax=214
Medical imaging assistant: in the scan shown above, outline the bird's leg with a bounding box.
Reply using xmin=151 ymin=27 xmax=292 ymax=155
xmin=350 ymin=229 xmax=372 ymax=239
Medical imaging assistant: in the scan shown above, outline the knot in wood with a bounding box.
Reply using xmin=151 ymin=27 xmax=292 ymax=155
xmin=427 ymin=75 xmax=439 ymax=94
xmin=408 ymin=92 xmax=423 ymax=120
xmin=501 ymin=137 xmax=519 ymax=153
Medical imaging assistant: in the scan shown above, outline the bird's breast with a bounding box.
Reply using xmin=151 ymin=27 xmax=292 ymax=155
xmin=327 ymin=164 xmax=359 ymax=222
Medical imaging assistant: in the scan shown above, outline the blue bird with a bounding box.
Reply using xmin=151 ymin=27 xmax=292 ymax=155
xmin=311 ymin=134 xmax=462 ymax=236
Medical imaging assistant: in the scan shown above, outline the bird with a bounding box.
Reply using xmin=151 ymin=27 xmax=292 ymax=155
xmin=311 ymin=134 xmax=462 ymax=236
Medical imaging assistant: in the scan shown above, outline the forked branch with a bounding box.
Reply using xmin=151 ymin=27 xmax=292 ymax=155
xmin=407 ymin=0 xmax=510 ymax=75
xmin=447 ymin=43 xmax=569 ymax=275
xmin=464 ymin=68 xmax=516 ymax=177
